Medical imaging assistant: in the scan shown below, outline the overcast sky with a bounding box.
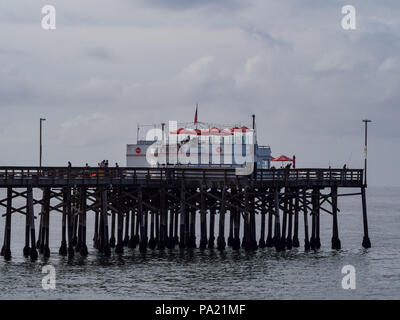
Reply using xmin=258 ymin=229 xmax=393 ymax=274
xmin=0 ymin=0 xmax=399 ymax=186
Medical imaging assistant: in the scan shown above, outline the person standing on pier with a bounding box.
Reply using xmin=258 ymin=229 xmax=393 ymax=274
xmin=104 ymin=160 xmax=109 ymax=176
xmin=341 ymin=164 xmax=347 ymax=181
xmin=115 ymin=163 xmax=120 ymax=177
xmin=67 ymin=161 xmax=72 ymax=177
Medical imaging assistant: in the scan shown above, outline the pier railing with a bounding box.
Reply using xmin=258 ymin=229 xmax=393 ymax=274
xmin=0 ymin=166 xmax=363 ymax=187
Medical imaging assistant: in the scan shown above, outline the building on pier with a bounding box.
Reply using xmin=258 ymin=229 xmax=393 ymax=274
xmin=127 ymin=115 xmax=272 ymax=169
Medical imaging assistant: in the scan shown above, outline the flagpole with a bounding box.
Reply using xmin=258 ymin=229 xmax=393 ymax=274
xmin=362 ymin=119 xmax=371 ymax=187
xmin=195 ymin=103 xmax=198 ymax=129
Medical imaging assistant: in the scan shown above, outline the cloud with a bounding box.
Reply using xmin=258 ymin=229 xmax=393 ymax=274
xmin=378 ymin=56 xmax=399 ymax=72
xmin=60 ymin=112 xmax=111 ymax=130
xmin=181 ymin=55 xmax=215 ymax=76
xmin=242 ymin=26 xmax=291 ymax=49
xmin=0 ymin=0 xmax=399 ymax=185
xmin=83 ymin=46 xmax=115 ymax=60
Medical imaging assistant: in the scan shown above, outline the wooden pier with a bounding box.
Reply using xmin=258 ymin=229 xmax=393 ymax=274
xmin=0 ymin=166 xmax=371 ymax=260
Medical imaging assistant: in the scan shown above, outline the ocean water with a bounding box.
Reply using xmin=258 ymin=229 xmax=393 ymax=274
xmin=0 ymin=187 xmax=399 ymax=300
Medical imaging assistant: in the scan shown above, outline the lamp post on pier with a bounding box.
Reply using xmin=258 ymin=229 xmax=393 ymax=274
xmin=362 ymin=119 xmax=371 ymax=187
xmin=40 ymin=118 xmax=46 ymax=168
xmin=361 ymin=119 xmax=372 ymax=248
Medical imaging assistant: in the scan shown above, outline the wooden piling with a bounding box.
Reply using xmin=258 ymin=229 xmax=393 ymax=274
xmin=184 ymin=196 xmax=190 ymax=248
xmin=310 ymin=189 xmax=317 ymax=250
xmin=59 ymin=187 xmax=68 ymax=256
xmin=227 ymin=211 xmax=234 ymax=247
xmin=188 ymin=207 xmax=197 ymax=249
xmin=43 ymin=187 xmax=51 ymax=258
xmin=167 ymin=205 xmax=175 ymax=249
xmin=232 ymin=189 xmax=241 ymax=250
xmin=36 ymin=211 xmax=43 ymax=249
xmin=266 ymin=192 xmax=274 ymax=247
xmin=208 ymin=206 xmax=216 ymax=249
xmin=303 ymin=189 xmax=310 ymax=251
xmin=286 ymin=195 xmax=293 ymax=249
xmin=123 ymin=205 xmax=130 ymax=246
xmin=249 ymin=189 xmax=258 ymax=250
xmin=27 ymin=187 xmax=38 ymax=260
xmin=23 ymin=189 xmax=31 ymax=257
xmin=361 ymin=186 xmax=371 ymax=248
xmin=155 ymin=198 xmax=160 ymax=246
xmin=280 ymin=190 xmax=288 ymax=251
xmin=1 ymin=187 xmax=12 ymax=259
xmin=101 ymin=188 xmax=111 ymax=256
xmin=115 ymin=210 xmax=124 ymax=253
xmin=66 ymin=187 xmax=74 ymax=257
xmin=243 ymin=186 xmax=251 ymax=250
xmin=98 ymin=199 xmax=105 ymax=252
xmin=138 ymin=187 xmax=147 ymax=253
xmin=72 ymin=188 xmax=78 ymax=247
xmin=133 ymin=208 xmax=140 ymax=248
xmin=217 ymin=186 xmax=226 ymax=251
xmin=258 ymin=193 xmax=266 ymax=248
xmin=274 ymin=188 xmax=283 ymax=251
xmin=75 ymin=190 xmax=82 ymax=253
xmin=37 ymin=195 xmax=45 ymax=253
xmin=173 ymin=193 xmax=179 ymax=246
xmin=158 ymin=188 xmax=167 ymax=250
xmin=128 ymin=208 xmax=136 ymax=248
xmin=228 ymin=186 xmax=237 ymax=248
xmin=79 ymin=187 xmax=88 ymax=256
xmin=315 ymin=189 xmax=321 ymax=249
xmin=93 ymin=208 xmax=99 ymax=249
xmin=144 ymin=209 xmax=149 ymax=247
xmin=115 ymin=188 xmax=124 ymax=254
xmin=75 ymin=189 xmax=82 ymax=252
xmin=110 ymin=210 xmax=116 ymax=248
xmin=331 ymin=186 xmax=341 ymax=250
xmin=148 ymin=209 xmax=156 ymax=249
xmin=292 ymin=193 xmax=300 ymax=247
xmin=162 ymin=189 xmax=169 ymax=249
xmin=199 ymin=184 xmax=207 ymax=249
xmin=227 ymin=188 xmax=235 ymax=247
xmin=179 ymin=185 xmax=186 ymax=249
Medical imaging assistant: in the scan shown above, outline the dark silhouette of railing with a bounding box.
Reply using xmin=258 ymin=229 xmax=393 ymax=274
xmin=0 ymin=166 xmax=363 ymax=187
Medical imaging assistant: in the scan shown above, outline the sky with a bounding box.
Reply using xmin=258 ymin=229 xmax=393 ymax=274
xmin=0 ymin=0 xmax=399 ymax=186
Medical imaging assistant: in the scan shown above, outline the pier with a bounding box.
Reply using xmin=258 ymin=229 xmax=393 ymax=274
xmin=0 ymin=166 xmax=371 ymax=260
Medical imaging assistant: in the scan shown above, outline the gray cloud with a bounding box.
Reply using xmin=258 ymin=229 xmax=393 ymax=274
xmin=83 ymin=46 xmax=115 ymax=60
xmin=0 ymin=0 xmax=398 ymax=186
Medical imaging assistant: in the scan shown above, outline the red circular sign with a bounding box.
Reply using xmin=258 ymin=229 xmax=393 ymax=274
xmin=216 ymin=147 xmax=222 ymax=153
xmin=135 ymin=147 xmax=141 ymax=154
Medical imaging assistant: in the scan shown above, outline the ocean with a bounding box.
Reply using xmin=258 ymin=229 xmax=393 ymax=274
xmin=0 ymin=187 xmax=399 ymax=300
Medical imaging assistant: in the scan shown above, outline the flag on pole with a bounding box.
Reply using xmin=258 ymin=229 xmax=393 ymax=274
xmin=194 ymin=104 xmax=198 ymax=124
